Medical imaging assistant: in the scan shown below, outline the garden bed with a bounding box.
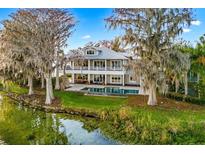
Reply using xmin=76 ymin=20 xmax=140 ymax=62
xmin=128 ymin=95 xmax=205 ymax=111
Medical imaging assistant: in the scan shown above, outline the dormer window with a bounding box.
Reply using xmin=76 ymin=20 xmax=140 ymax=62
xmin=87 ymin=50 xmax=95 ymax=55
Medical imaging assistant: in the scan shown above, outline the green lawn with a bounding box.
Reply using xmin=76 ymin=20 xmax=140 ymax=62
xmin=0 ymin=82 xmax=28 ymax=94
xmin=54 ymin=91 xmax=127 ymax=111
xmin=3 ymin=83 xmax=205 ymax=144
xmin=1 ymin=82 xmax=127 ymax=111
xmin=9 ymin=84 xmax=28 ymax=94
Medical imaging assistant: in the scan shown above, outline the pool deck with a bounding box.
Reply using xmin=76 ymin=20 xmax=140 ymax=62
xmin=65 ymin=84 xmax=144 ymax=94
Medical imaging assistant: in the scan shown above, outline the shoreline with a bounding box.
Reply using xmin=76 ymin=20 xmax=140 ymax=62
xmin=2 ymin=92 xmax=100 ymax=119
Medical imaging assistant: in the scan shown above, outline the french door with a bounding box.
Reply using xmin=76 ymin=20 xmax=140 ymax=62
xmin=93 ymin=75 xmax=104 ymax=83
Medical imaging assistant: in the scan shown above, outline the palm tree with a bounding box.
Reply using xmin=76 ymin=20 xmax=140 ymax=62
xmin=190 ymin=35 xmax=205 ymax=98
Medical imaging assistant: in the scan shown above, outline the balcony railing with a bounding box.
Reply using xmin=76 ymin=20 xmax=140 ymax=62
xmin=66 ymin=66 xmax=123 ymax=71
xmin=90 ymin=67 xmax=106 ymax=71
xmin=107 ymin=67 xmax=123 ymax=71
xmin=68 ymin=66 xmax=88 ymax=70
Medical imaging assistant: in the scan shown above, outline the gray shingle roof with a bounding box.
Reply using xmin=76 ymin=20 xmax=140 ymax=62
xmin=84 ymin=47 xmax=128 ymax=60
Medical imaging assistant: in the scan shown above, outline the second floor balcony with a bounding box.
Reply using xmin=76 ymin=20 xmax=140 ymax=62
xmin=67 ymin=66 xmax=124 ymax=71
xmin=66 ymin=59 xmax=127 ymax=72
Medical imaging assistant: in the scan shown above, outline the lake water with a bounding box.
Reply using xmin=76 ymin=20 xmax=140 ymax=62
xmin=0 ymin=94 xmax=118 ymax=145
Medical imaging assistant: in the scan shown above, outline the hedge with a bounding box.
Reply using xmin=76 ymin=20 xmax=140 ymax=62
xmin=166 ymin=92 xmax=205 ymax=105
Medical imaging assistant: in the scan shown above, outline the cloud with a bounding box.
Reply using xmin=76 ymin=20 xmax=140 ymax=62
xmin=191 ymin=20 xmax=201 ymax=26
xmin=81 ymin=35 xmax=91 ymax=39
xmin=183 ymin=28 xmax=191 ymax=33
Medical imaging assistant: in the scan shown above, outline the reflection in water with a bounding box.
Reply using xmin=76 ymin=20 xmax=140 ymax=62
xmin=60 ymin=119 xmax=115 ymax=145
xmin=0 ymin=95 xmax=117 ymax=145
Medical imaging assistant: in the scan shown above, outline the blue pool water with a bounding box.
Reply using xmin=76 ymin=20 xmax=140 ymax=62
xmin=82 ymin=87 xmax=139 ymax=95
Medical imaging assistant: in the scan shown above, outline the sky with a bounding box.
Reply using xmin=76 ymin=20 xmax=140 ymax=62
xmin=0 ymin=8 xmax=205 ymax=52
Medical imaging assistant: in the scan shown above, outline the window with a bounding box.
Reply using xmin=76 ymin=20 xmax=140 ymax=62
xmin=94 ymin=61 xmax=105 ymax=68
xmin=83 ymin=61 xmax=88 ymax=67
xmin=94 ymin=75 xmax=104 ymax=83
xmin=111 ymin=75 xmax=121 ymax=83
xmin=76 ymin=74 xmax=87 ymax=80
xmin=130 ymin=76 xmax=134 ymax=81
xmin=87 ymin=50 xmax=95 ymax=55
xmin=111 ymin=60 xmax=121 ymax=70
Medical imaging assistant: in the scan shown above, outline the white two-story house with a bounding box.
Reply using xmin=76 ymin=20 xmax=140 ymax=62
xmin=65 ymin=47 xmax=141 ymax=87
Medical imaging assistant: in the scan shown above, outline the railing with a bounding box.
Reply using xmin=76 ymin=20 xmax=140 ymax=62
xmin=66 ymin=66 xmax=123 ymax=71
xmin=90 ymin=67 xmax=106 ymax=71
xmin=107 ymin=67 xmax=123 ymax=71
xmin=66 ymin=66 xmax=88 ymax=70
xmin=91 ymin=67 xmax=123 ymax=71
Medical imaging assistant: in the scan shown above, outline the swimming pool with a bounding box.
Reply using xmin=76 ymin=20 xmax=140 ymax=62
xmin=81 ymin=87 xmax=139 ymax=95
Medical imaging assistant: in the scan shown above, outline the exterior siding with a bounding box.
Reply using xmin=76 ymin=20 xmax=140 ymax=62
xmin=57 ymin=47 xmax=141 ymax=88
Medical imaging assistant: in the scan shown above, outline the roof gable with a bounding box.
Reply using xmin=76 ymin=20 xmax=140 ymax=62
xmin=84 ymin=47 xmax=128 ymax=60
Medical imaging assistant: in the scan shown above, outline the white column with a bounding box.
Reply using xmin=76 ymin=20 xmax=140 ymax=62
xmin=105 ymin=59 xmax=107 ymax=71
xmin=105 ymin=74 xmax=107 ymax=85
xmin=72 ymin=73 xmax=75 ymax=83
xmin=88 ymin=74 xmax=90 ymax=84
xmin=122 ymin=60 xmax=125 ymax=72
xmin=88 ymin=60 xmax=90 ymax=70
xmin=122 ymin=74 xmax=125 ymax=86
xmin=72 ymin=61 xmax=74 ymax=70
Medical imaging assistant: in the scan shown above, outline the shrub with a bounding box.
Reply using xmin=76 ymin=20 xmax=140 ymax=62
xmin=166 ymin=92 xmax=184 ymax=101
xmin=166 ymin=92 xmax=205 ymax=105
xmin=118 ymin=107 xmax=131 ymax=120
xmin=124 ymin=120 xmax=135 ymax=134
xmin=100 ymin=110 xmax=110 ymax=121
xmin=66 ymin=74 xmax=72 ymax=78
xmin=0 ymin=82 xmax=3 ymax=89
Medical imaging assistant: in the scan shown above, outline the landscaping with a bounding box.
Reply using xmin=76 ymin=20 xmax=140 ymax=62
xmin=54 ymin=90 xmax=127 ymax=111
xmin=2 ymin=83 xmax=205 ymax=144
xmin=0 ymin=8 xmax=205 ymax=145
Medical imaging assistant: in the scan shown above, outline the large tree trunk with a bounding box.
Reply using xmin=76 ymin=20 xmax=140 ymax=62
xmin=41 ymin=75 xmax=45 ymax=89
xmin=63 ymin=64 xmax=66 ymax=75
xmin=184 ymin=72 xmax=188 ymax=95
xmin=49 ymin=75 xmax=54 ymax=99
xmin=27 ymin=76 xmax=30 ymax=87
xmin=23 ymin=79 xmax=26 ymax=86
xmin=147 ymin=81 xmax=157 ymax=106
xmin=28 ymin=75 xmax=34 ymax=95
xmin=55 ymin=52 xmax=60 ymax=90
xmin=175 ymin=79 xmax=179 ymax=93
xmin=45 ymin=74 xmax=52 ymax=105
xmin=45 ymin=73 xmax=54 ymax=105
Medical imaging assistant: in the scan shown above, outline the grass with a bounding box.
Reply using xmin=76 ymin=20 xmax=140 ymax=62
xmin=54 ymin=90 xmax=127 ymax=111
xmin=3 ymin=82 xmax=205 ymax=144
xmin=9 ymin=84 xmax=28 ymax=94
xmin=99 ymin=105 xmax=205 ymax=144
xmin=0 ymin=81 xmax=28 ymax=94
xmin=1 ymin=82 xmax=127 ymax=111
xmin=53 ymin=89 xmax=205 ymax=144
